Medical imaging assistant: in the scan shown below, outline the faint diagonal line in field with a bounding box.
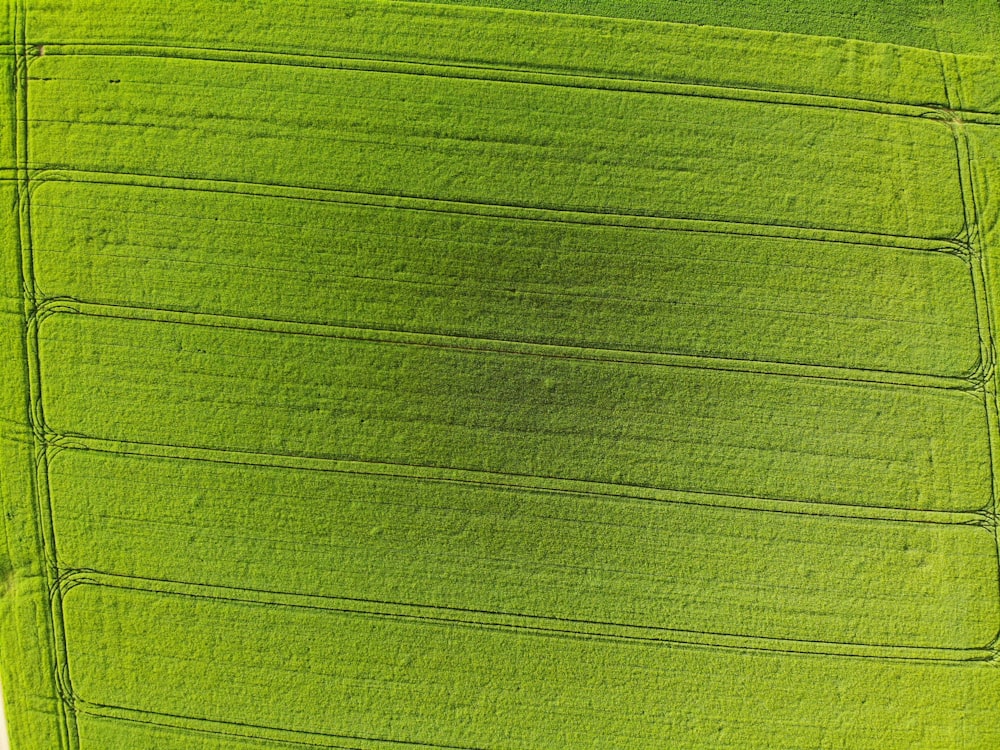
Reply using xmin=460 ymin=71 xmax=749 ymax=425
xmin=28 ymin=43 xmax=1000 ymax=126
xmin=30 ymin=298 xmax=987 ymax=397
xmin=41 ymin=433 xmax=991 ymax=528
xmin=27 ymin=204 xmax=976 ymax=332
xmin=26 ymin=169 xmax=970 ymax=254
xmin=55 ymin=572 xmax=1000 ymax=664
xmin=67 ymin=695 xmax=488 ymax=750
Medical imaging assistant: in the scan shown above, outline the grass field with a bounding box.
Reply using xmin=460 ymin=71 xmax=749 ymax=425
xmin=3 ymin=0 xmax=1000 ymax=748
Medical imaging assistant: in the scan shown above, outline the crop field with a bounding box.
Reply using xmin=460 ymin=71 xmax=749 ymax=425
xmin=3 ymin=0 xmax=1000 ymax=748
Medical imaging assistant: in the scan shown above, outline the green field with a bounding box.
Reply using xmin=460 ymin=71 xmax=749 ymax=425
xmin=3 ymin=0 xmax=1000 ymax=748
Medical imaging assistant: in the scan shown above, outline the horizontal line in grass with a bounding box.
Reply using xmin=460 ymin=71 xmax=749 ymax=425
xmin=28 ymin=175 xmax=984 ymax=381
xmin=41 ymin=433 xmax=991 ymax=527
xmin=56 ymin=571 xmax=1000 ymax=663
xmin=67 ymin=696 xmax=488 ymax=750
xmin=26 ymin=169 xmax=968 ymax=254
xmin=29 ymin=43 xmax=1000 ymax=126
xmin=31 ymin=297 xmax=986 ymax=392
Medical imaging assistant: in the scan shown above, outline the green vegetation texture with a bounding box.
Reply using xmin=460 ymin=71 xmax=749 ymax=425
xmin=3 ymin=0 xmax=1000 ymax=748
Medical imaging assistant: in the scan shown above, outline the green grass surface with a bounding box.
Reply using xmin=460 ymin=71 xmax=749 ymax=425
xmin=3 ymin=0 xmax=1000 ymax=748
xmin=408 ymin=0 xmax=1000 ymax=51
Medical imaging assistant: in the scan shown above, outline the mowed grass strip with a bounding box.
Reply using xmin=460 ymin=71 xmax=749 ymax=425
xmin=48 ymin=448 xmax=1000 ymax=648
xmin=30 ymin=181 xmax=980 ymax=377
xmin=61 ymin=582 xmax=1000 ymax=750
xmin=29 ymin=55 xmax=964 ymax=237
xmin=37 ymin=313 xmax=991 ymax=511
